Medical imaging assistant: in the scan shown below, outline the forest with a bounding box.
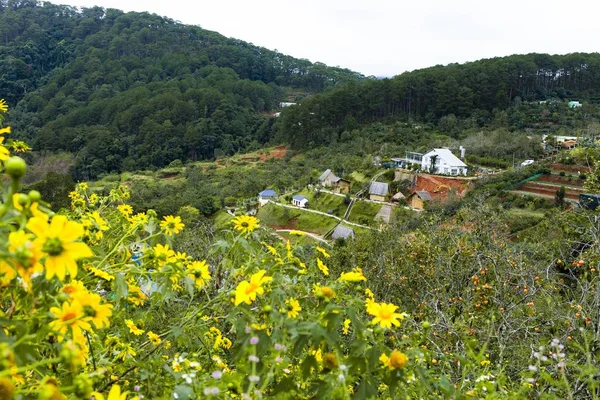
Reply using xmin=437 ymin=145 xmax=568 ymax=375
xmin=0 ymin=0 xmax=363 ymax=178
xmin=279 ymin=53 xmax=600 ymax=148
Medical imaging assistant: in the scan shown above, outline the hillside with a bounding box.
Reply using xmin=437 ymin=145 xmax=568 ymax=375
xmin=0 ymin=1 xmax=364 ymax=178
xmin=279 ymin=53 xmax=600 ymax=148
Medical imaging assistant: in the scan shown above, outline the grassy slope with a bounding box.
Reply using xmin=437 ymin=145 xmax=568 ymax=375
xmin=257 ymin=203 xmax=337 ymax=235
xmin=295 ymin=189 xmax=347 ymax=217
xmin=347 ymin=201 xmax=382 ymax=225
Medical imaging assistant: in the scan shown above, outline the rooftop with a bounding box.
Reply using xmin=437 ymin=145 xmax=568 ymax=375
xmin=318 ymin=169 xmax=332 ymax=181
xmin=259 ymin=189 xmax=277 ymax=197
xmin=425 ymin=148 xmax=467 ymax=167
xmin=331 ymin=225 xmax=355 ymax=240
xmin=369 ymin=182 xmax=389 ymax=196
xmin=412 ymin=190 xmax=433 ymax=201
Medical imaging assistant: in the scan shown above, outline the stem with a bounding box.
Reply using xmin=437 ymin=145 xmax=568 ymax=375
xmin=86 ymin=331 xmax=97 ymax=371
xmin=0 ymin=357 xmax=61 ymax=377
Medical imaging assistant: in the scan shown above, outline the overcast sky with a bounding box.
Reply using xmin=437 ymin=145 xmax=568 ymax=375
xmin=49 ymin=0 xmax=600 ymax=77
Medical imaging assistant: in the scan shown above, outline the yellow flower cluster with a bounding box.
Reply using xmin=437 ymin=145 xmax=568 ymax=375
xmin=50 ymin=282 xmax=113 ymax=345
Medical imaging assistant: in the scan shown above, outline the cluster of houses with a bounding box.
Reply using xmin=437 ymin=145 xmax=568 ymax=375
xmin=258 ymin=148 xmax=466 ymax=212
xmin=258 ymin=189 xmax=310 ymax=209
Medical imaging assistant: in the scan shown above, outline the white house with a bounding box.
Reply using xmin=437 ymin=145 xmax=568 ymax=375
xmin=258 ymin=189 xmax=277 ymax=206
xmin=421 ymin=149 xmax=468 ymax=176
xmin=292 ymin=195 xmax=308 ymax=208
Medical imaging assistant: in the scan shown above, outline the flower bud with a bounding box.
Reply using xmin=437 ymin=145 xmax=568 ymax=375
xmin=28 ymin=190 xmax=41 ymax=202
xmin=5 ymin=156 xmax=26 ymax=180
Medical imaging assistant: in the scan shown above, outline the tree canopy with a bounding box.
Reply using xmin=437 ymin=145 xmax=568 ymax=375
xmin=0 ymin=0 xmax=364 ymax=178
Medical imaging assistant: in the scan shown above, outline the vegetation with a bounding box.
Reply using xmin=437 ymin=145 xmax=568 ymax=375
xmin=6 ymin=3 xmax=600 ymax=397
xmin=279 ymin=53 xmax=600 ymax=149
xmin=1 ymin=1 xmax=363 ymax=179
xmin=5 ymin=97 xmax=600 ymax=398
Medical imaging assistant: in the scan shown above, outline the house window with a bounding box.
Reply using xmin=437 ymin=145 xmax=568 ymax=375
xmin=451 ymin=169 xmax=457 ymax=175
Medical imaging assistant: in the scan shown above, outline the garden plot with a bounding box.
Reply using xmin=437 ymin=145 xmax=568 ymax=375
xmin=509 ymin=170 xmax=587 ymax=203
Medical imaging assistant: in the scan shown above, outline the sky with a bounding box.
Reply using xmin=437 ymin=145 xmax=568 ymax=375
xmin=48 ymin=0 xmax=600 ymax=77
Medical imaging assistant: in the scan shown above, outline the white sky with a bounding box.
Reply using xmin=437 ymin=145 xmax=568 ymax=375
xmin=48 ymin=0 xmax=600 ymax=77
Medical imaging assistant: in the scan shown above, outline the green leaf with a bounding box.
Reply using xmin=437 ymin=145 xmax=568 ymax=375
xmin=173 ymin=385 xmax=194 ymax=400
xmin=272 ymin=377 xmax=296 ymax=394
xmin=353 ymin=377 xmax=377 ymax=400
xmin=114 ymin=272 xmax=128 ymax=301
xmin=301 ymin=355 xmax=318 ymax=379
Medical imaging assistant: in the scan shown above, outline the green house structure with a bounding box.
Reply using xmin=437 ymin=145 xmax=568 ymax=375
xmin=569 ymin=100 xmax=582 ymax=108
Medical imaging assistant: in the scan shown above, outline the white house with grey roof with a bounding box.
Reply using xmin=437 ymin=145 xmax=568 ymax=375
xmin=422 ymin=149 xmax=468 ymax=176
xmin=392 ymin=148 xmax=467 ymax=176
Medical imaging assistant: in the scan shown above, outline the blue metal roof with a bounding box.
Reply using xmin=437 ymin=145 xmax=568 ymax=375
xmin=259 ymin=189 xmax=277 ymax=197
xmin=292 ymin=195 xmax=307 ymax=201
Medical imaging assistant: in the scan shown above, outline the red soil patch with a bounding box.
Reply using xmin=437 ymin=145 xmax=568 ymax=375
xmin=412 ymin=174 xmax=473 ymax=202
xmin=240 ymin=146 xmax=289 ymax=163
xmin=517 ymin=183 xmax=581 ymax=200
xmin=258 ymin=146 xmax=288 ymax=162
xmin=551 ymin=164 xmax=591 ymax=174
xmin=536 ymin=174 xmax=585 ymax=187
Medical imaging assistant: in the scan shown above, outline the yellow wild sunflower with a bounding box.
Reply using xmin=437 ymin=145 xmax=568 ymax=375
xmin=339 ymin=267 xmax=367 ymax=283
xmin=91 ymin=384 xmax=129 ymax=400
xmin=0 ymin=99 xmax=7 ymax=113
xmin=61 ymin=280 xmax=87 ymax=298
xmin=125 ymin=319 xmax=144 ymax=336
xmin=74 ymin=291 xmax=113 ymax=329
xmin=49 ymin=301 xmax=91 ymax=344
xmin=126 ymin=283 xmax=147 ymax=306
xmin=234 ymin=269 xmax=272 ymax=305
xmin=379 ymin=350 xmax=408 ymax=370
xmin=117 ymin=204 xmax=133 ymax=217
xmin=285 ymin=298 xmax=301 ymax=318
xmin=27 ymin=215 xmax=93 ymax=281
xmin=160 ymin=215 xmax=185 ymax=236
xmin=367 ymin=302 xmax=406 ymax=329
xmin=231 ymin=215 xmax=259 ymax=234
xmin=86 ymin=265 xmax=114 ymax=281
xmin=315 ymin=246 xmax=330 ymax=258
xmin=0 ymin=136 xmax=10 ymax=161
xmin=316 ymin=258 xmax=329 ymax=276
xmin=186 ymin=260 xmax=211 ymax=289
xmin=342 ymin=319 xmax=351 ymax=335
xmin=152 ymin=243 xmax=176 ymax=266
xmin=147 ymin=331 xmax=161 ymax=345
xmin=9 ymin=140 xmax=30 ymax=153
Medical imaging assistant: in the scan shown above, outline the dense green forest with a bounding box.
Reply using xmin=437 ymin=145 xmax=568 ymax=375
xmin=279 ymin=53 xmax=600 ymax=148
xmin=0 ymin=0 xmax=363 ymax=178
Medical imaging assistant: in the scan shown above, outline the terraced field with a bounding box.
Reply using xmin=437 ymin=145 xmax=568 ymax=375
xmin=508 ymin=166 xmax=588 ymax=204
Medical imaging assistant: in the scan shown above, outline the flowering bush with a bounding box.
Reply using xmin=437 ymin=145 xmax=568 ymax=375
xmin=2 ymin=101 xmax=600 ymax=399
